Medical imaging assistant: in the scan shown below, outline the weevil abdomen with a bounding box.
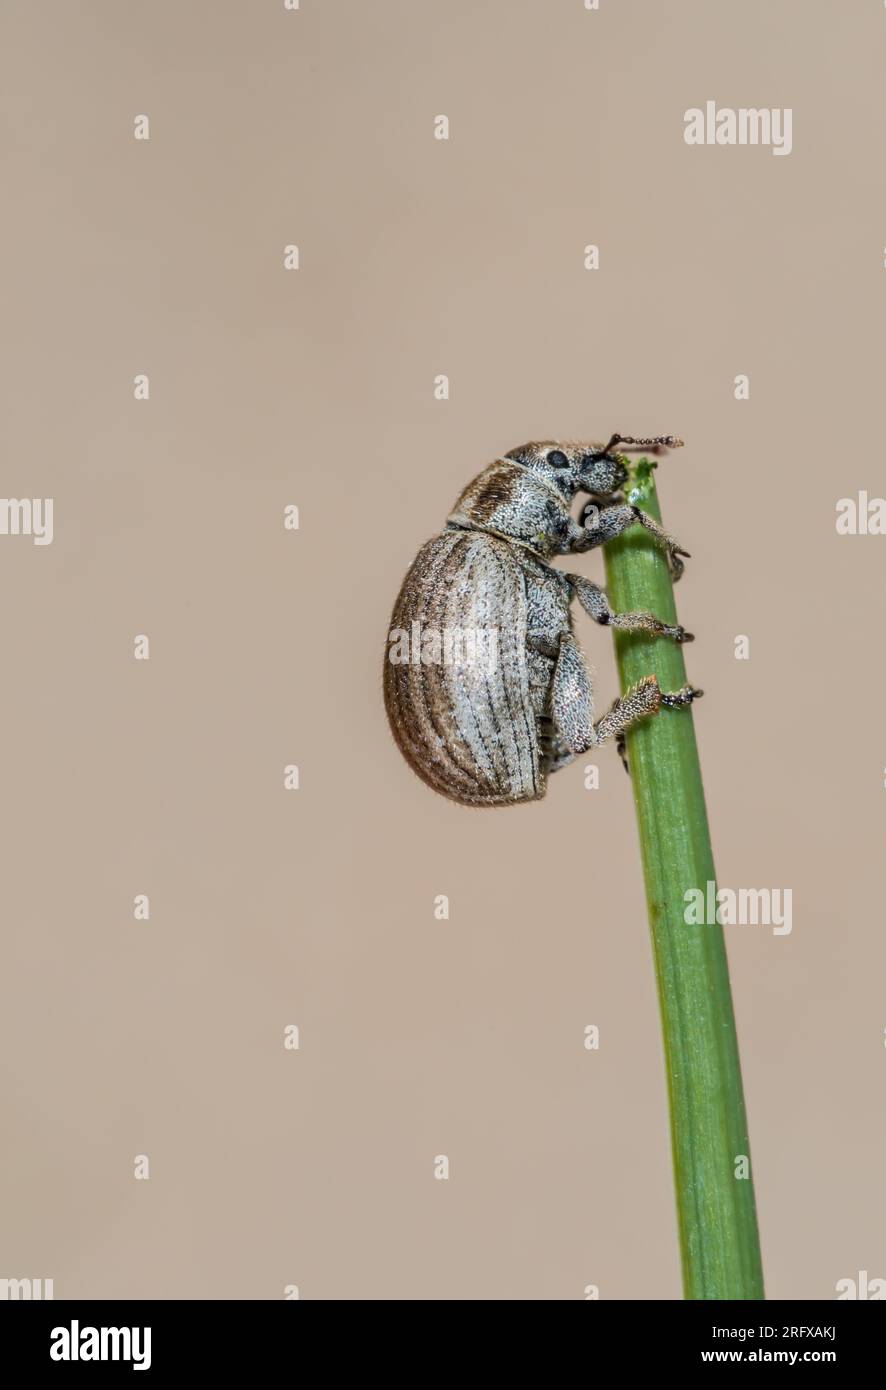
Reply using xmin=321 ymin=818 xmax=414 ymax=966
xmin=383 ymin=529 xmax=548 ymax=806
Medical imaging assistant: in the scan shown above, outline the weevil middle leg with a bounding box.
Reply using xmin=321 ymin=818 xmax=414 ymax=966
xmin=567 ymin=574 xmax=693 ymax=644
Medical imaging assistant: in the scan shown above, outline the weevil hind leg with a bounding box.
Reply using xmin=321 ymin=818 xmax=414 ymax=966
xmin=549 ymin=633 xmax=703 ymax=762
xmin=615 ymin=731 xmax=629 ymax=774
xmin=549 ymin=632 xmax=598 ymax=755
xmin=594 ymin=678 xmax=704 ymax=748
xmin=591 ymin=676 xmax=662 ymax=748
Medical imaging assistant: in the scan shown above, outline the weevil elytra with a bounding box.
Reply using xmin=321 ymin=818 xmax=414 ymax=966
xmin=384 ymin=435 xmax=702 ymax=807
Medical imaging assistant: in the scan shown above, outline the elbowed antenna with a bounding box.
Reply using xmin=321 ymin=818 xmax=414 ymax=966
xmin=601 ymin=434 xmax=684 ymax=454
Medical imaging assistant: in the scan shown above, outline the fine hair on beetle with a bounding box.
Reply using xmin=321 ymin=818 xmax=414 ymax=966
xmin=384 ymin=435 xmax=702 ymax=807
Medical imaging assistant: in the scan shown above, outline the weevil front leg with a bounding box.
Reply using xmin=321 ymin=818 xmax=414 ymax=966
xmin=567 ymin=574 xmax=694 ymax=644
xmin=567 ymin=502 xmax=691 ymax=581
xmin=550 ymin=632 xmax=702 ymax=756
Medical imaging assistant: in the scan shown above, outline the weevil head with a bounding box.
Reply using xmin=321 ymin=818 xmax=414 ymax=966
xmin=505 ymin=441 xmax=629 ymax=500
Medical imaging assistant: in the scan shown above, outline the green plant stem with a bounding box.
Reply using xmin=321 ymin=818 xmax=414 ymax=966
xmin=602 ymin=458 xmax=764 ymax=1300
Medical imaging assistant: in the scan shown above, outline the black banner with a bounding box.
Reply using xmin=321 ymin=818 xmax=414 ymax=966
xmin=0 ymin=1298 xmax=880 ymax=1374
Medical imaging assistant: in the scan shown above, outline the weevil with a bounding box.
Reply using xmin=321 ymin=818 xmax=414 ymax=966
xmin=383 ymin=435 xmax=702 ymax=807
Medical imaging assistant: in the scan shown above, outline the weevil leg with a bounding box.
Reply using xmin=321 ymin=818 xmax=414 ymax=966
xmin=549 ymin=634 xmax=703 ymax=758
xmin=615 ymin=731 xmax=629 ymax=774
xmin=549 ymin=632 xmax=597 ymax=754
xmin=593 ymin=679 xmax=703 ymax=748
xmin=661 ymin=684 xmax=704 ymax=709
xmin=537 ymin=715 xmax=576 ymax=774
xmin=548 ymin=747 xmax=577 ymax=773
xmin=567 ymin=574 xmax=693 ymax=643
xmin=591 ymin=676 xmax=662 ymax=747
xmin=569 ymin=503 xmax=690 ymax=581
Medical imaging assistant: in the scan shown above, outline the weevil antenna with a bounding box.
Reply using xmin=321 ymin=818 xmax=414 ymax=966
xmin=601 ymin=434 xmax=684 ymax=455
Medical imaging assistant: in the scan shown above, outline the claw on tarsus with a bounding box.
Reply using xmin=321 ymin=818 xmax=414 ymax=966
xmin=616 ymin=732 xmax=630 ymax=774
xmin=661 ymin=685 xmax=704 ymax=709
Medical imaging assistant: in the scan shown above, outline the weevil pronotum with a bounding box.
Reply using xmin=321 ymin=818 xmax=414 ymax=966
xmin=384 ymin=435 xmax=703 ymax=806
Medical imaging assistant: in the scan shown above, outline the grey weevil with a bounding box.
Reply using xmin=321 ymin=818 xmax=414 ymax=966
xmin=383 ymin=435 xmax=702 ymax=807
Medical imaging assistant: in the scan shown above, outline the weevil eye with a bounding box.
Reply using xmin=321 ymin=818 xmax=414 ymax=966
xmin=546 ymin=450 xmax=569 ymax=468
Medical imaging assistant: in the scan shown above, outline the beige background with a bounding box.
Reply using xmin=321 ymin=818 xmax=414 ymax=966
xmin=1 ymin=0 xmax=884 ymax=1300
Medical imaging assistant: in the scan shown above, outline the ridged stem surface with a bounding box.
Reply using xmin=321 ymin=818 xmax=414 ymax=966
xmin=603 ymin=458 xmax=764 ymax=1300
